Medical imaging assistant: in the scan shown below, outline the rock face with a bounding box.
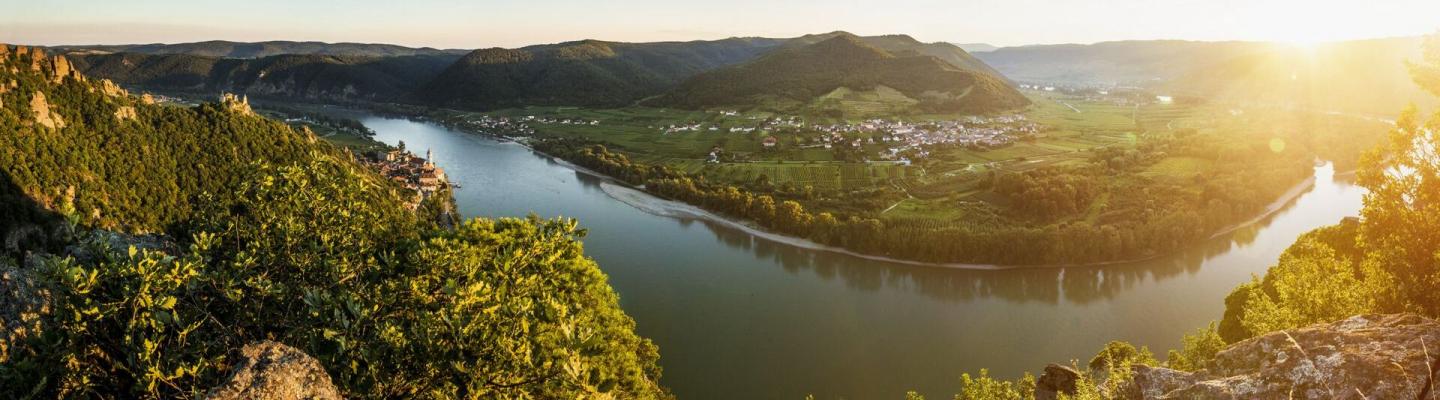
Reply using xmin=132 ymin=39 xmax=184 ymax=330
xmin=206 ymin=341 xmax=342 ymax=400
xmin=30 ymin=91 xmax=65 ymax=129
xmin=99 ymin=79 xmax=127 ymax=97
xmin=1036 ymin=363 xmax=1082 ymax=400
xmin=1122 ymin=314 xmax=1440 ymax=399
xmin=0 ymin=261 xmax=50 ymax=364
xmin=47 ymin=55 xmax=75 ymax=83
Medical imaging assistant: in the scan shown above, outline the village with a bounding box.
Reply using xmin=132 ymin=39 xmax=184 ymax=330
xmin=357 ymin=147 xmax=450 ymax=209
xmin=439 ymin=108 xmax=1043 ymax=164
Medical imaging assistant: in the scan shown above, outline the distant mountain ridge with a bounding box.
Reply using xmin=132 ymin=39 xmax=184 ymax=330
xmin=976 ymin=37 xmax=1435 ymax=114
xmin=52 ymin=40 xmax=468 ymax=58
xmin=654 ymin=34 xmax=1029 ymax=115
xmin=953 ymin=43 xmax=999 ymax=53
xmin=66 ymin=52 xmax=460 ymax=102
xmin=58 ymin=32 xmax=1028 ymax=114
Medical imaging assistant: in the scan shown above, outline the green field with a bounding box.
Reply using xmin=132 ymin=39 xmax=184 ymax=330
xmin=430 ymin=91 xmax=1237 ymax=220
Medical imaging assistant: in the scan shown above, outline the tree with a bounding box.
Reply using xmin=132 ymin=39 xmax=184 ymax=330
xmin=1356 ymin=34 xmax=1440 ymax=314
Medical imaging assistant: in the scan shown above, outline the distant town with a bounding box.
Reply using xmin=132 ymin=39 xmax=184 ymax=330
xmin=357 ymin=147 xmax=450 ymax=209
xmin=441 ymin=111 xmax=1042 ymax=164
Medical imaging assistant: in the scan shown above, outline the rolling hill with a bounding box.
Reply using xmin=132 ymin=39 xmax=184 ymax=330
xmin=413 ymin=37 xmax=787 ymax=109
xmin=66 ymin=52 xmax=460 ymax=102
xmin=654 ymin=34 xmax=1029 ymax=116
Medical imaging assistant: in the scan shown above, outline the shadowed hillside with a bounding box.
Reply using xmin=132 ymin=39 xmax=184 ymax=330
xmin=66 ymin=52 xmax=460 ymax=102
xmin=414 ymin=37 xmax=788 ymax=109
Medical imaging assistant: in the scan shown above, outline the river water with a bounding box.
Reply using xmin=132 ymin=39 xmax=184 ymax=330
xmin=361 ymin=115 xmax=1365 ymax=399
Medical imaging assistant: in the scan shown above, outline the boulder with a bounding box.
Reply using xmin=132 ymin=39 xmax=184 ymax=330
xmin=1120 ymin=314 xmax=1440 ymax=399
xmin=1036 ymin=363 xmax=1081 ymax=400
xmin=206 ymin=341 xmax=342 ymax=400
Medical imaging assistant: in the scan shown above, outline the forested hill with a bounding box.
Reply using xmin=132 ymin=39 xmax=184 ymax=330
xmin=52 ymin=40 xmax=468 ymax=58
xmin=412 ymin=37 xmax=788 ymax=109
xmin=65 ymin=52 xmax=460 ymax=102
xmin=785 ymin=32 xmax=1010 ymax=82
xmin=654 ymin=34 xmax=1030 ymax=115
xmin=0 ymin=43 xmax=670 ymax=398
xmin=0 ymin=44 xmax=321 ymax=238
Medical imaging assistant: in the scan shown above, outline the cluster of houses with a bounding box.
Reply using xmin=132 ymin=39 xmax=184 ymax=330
xmin=359 ymin=148 xmax=450 ymax=209
xmin=444 ymin=114 xmax=601 ymax=137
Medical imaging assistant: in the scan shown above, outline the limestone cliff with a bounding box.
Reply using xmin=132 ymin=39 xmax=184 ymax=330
xmin=29 ymin=90 xmax=65 ymax=129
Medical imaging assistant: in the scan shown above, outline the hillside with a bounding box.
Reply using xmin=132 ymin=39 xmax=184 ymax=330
xmin=787 ymin=32 xmax=1009 ymax=81
xmin=65 ymin=52 xmax=459 ymax=102
xmin=414 ymin=37 xmax=786 ymax=109
xmin=654 ymin=34 xmax=1029 ymax=116
xmin=0 ymin=43 xmax=669 ymax=398
xmin=977 ymin=37 xmax=1434 ymax=114
xmin=51 ymin=40 xmax=468 ymax=58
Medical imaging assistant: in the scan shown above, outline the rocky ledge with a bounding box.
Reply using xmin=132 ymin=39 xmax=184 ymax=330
xmin=1123 ymin=314 xmax=1440 ymax=399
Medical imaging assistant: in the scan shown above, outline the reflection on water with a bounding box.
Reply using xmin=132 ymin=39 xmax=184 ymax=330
xmin=358 ymin=115 xmax=1365 ymax=400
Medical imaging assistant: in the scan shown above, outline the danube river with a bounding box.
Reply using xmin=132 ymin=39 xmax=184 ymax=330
xmin=362 ymin=115 xmax=1364 ymax=399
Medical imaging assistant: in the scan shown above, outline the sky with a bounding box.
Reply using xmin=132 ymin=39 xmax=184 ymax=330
xmin=2 ymin=0 xmax=1437 ymax=49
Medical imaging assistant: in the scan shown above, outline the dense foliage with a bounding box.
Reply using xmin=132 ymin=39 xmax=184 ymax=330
xmin=0 ymin=49 xmax=668 ymax=399
xmin=0 ymin=50 xmax=315 ymax=236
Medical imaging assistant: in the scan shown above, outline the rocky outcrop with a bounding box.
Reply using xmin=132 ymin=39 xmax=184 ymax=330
xmin=1122 ymin=314 xmax=1440 ymax=399
xmin=47 ymin=55 xmax=76 ymax=83
xmin=20 ymin=47 xmax=45 ymax=71
xmin=29 ymin=91 xmax=65 ymax=129
xmin=1037 ymin=363 xmax=1082 ymax=400
xmin=114 ymin=106 xmax=137 ymax=122
xmin=99 ymin=79 xmax=127 ymax=97
xmin=206 ymin=341 xmax=342 ymax=400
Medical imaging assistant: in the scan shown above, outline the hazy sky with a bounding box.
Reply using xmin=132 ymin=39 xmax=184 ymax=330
xmin=2 ymin=0 xmax=1437 ymax=48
